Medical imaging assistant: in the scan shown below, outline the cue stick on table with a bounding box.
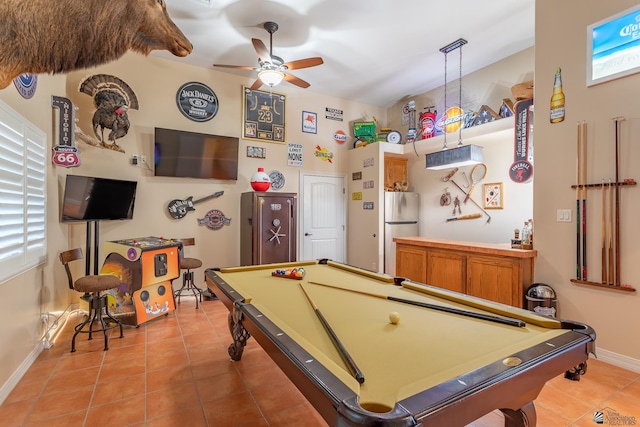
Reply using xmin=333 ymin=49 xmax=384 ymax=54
xmin=307 ymin=281 xmax=525 ymax=328
xmin=298 ymin=283 xmax=365 ymax=384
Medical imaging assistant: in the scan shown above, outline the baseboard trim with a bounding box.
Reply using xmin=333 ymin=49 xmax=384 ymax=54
xmin=593 ymin=348 xmax=640 ymax=373
xmin=0 ymin=342 xmax=43 ymax=405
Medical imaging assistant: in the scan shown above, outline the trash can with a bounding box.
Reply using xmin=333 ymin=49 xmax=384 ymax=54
xmin=525 ymin=283 xmax=557 ymax=317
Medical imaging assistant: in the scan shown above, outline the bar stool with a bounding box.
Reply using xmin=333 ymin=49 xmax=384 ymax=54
xmin=173 ymin=238 xmax=204 ymax=309
xmin=59 ymin=248 xmax=124 ymax=352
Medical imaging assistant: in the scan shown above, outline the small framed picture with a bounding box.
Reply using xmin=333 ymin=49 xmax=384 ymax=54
xmin=302 ymin=111 xmax=317 ymax=134
xmin=483 ymin=182 xmax=503 ymax=209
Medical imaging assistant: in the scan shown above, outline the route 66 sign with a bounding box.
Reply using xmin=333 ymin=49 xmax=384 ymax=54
xmin=51 ymin=96 xmax=80 ymax=168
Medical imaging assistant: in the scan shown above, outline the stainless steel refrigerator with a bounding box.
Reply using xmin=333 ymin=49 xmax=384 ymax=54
xmin=384 ymin=192 xmax=419 ymax=276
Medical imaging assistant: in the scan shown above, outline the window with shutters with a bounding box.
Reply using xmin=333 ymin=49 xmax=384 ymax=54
xmin=0 ymin=99 xmax=47 ymax=285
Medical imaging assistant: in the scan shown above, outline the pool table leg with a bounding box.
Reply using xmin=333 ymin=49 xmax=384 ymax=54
xmin=501 ymin=401 xmax=536 ymax=427
xmin=227 ymin=307 xmax=251 ymax=361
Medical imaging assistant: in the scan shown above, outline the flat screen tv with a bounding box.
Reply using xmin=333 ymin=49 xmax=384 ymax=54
xmin=154 ymin=128 xmax=239 ymax=180
xmin=61 ymin=175 xmax=138 ymax=222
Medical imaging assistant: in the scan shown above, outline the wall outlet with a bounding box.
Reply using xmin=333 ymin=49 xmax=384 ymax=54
xmin=556 ymin=209 xmax=572 ymax=222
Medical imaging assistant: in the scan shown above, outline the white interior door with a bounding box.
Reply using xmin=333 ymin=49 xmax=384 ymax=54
xmin=300 ymin=173 xmax=346 ymax=263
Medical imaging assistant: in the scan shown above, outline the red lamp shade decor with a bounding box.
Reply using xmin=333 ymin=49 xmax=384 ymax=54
xmin=250 ymin=167 xmax=271 ymax=191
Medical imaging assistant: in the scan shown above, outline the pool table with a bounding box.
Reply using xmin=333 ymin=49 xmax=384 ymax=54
xmin=205 ymin=260 xmax=595 ymax=427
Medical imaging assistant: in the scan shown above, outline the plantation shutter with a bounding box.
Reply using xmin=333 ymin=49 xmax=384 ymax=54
xmin=0 ymin=99 xmax=47 ymax=284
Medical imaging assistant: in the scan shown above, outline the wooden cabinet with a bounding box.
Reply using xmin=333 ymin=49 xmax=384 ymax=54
xmin=395 ymin=238 xmax=536 ymax=307
xmin=384 ymin=156 xmax=407 ymax=191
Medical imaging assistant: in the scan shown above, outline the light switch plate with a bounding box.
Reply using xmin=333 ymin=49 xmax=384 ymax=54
xmin=557 ymin=209 xmax=572 ymax=222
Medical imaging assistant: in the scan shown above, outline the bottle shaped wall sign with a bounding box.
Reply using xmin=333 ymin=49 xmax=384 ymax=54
xmin=550 ymin=67 xmax=565 ymax=123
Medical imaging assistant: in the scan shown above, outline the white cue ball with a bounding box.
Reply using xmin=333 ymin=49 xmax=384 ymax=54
xmin=389 ymin=312 xmax=400 ymax=324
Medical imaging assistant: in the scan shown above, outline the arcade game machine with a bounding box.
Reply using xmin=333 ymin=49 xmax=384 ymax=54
xmin=100 ymin=237 xmax=180 ymax=326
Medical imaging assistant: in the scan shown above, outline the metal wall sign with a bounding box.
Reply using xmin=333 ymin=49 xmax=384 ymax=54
xmin=176 ymin=82 xmax=219 ymax=122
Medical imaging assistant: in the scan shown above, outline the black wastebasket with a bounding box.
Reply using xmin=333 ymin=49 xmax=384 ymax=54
xmin=525 ymin=283 xmax=557 ymax=317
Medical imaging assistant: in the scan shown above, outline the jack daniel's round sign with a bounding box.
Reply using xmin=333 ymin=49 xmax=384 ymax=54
xmin=176 ymin=82 xmax=219 ymax=122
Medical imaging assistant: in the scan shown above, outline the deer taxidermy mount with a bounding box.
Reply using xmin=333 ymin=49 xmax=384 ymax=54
xmin=0 ymin=0 xmax=192 ymax=89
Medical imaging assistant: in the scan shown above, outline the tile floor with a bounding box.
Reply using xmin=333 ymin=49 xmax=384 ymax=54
xmin=1 ymin=295 xmax=639 ymax=427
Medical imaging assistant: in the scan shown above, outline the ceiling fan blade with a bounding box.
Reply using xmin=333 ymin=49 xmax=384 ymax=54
xmin=213 ymin=64 xmax=257 ymax=71
xmin=252 ymin=38 xmax=271 ymax=63
xmin=283 ymin=73 xmax=310 ymax=88
xmin=250 ymin=77 xmax=264 ymax=90
xmin=283 ymin=57 xmax=324 ymax=70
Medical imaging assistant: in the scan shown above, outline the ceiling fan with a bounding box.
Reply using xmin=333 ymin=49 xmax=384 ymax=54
xmin=213 ymin=21 xmax=324 ymax=90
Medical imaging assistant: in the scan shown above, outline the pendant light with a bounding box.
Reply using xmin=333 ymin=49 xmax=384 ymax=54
xmin=426 ymin=38 xmax=483 ymax=170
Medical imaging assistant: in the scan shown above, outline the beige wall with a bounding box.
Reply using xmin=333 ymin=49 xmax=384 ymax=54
xmin=535 ymin=0 xmax=640 ymax=365
xmin=0 ymin=52 xmax=386 ymax=398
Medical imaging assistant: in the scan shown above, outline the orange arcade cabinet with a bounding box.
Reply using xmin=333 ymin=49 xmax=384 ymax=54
xmin=100 ymin=237 xmax=180 ymax=326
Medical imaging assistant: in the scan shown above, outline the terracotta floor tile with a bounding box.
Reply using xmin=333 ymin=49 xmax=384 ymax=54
xmin=91 ymin=373 xmax=145 ymax=407
xmin=85 ymin=394 xmax=145 ymax=427
xmin=40 ymin=366 xmax=100 ymax=396
xmin=98 ymin=357 xmax=146 ymax=382
xmin=146 ymin=381 xmax=200 ymax=418
xmin=250 ymin=378 xmax=308 ymax=415
xmin=147 ymin=364 xmax=194 ymax=392
xmin=54 ymin=351 xmax=105 ymax=373
xmin=3 ymin=375 xmax=48 ymax=404
xmin=0 ymin=399 xmax=34 ymax=427
xmin=0 ymin=299 xmax=633 ymax=427
xmin=202 ymin=392 xmax=264 ymax=427
xmin=24 ymin=386 xmax=93 ymax=422
xmin=102 ymin=342 xmax=146 ymax=365
xmin=145 ymin=404 xmax=207 ymax=427
xmin=264 ymin=402 xmax=328 ymax=427
xmin=22 ymin=410 xmax=86 ymax=427
xmin=18 ymin=358 xmax=58 ymax=382
xmin=195 ymin=371 xmax=246 ymax=403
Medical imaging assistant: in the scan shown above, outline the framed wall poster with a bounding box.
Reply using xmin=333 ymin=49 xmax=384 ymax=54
xmin=302 ymin=111 xmax=317 ymax=134
xmin=242 ymin=86 xmax=286 ymax=143
xmin=483 ymin=182 xmax=503 ymax=209
xmin=587 ymin=4 xmax=640 ymax=86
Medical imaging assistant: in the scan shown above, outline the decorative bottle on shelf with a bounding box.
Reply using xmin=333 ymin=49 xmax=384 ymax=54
xmin=550 ymin=67 xmax=565 ymax=123
xmin=521 ymin=220 xmax=533 ymax=250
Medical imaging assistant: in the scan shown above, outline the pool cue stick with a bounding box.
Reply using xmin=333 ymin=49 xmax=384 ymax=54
xmin=581 ymin=121 xmax=588 ymax=281
xmin=307 ymin=281 xmax=525 ymax=328
xmin=608 ymin=179 xmax=614 ymax=285
xmin=576 ymin=122 xmax=582 ymax=280
xmin=298 ymin=283 xmax=365 ymax=384
xmin=614 ymin=117 xmax=623 ymax=286
xmin=601 ymin=180 xmax=607 ymax=284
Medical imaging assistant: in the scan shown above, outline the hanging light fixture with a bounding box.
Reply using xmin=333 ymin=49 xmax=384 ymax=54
xmin=426 ymin=38 xmax=483 ymax=170
xmin=258 ymin=69 xmax=284 ymax=87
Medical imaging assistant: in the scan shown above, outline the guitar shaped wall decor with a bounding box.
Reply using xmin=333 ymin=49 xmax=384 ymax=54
xmin=167 ymin=191 xmax=224 ymax=219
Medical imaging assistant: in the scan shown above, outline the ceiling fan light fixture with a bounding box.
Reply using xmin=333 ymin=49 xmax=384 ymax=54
xmin=258 ymin=69 xmax=284 ymax=87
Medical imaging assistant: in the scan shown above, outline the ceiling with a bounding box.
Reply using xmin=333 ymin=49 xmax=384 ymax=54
xmin=158 ymin=0 xmax=535 ymax=107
